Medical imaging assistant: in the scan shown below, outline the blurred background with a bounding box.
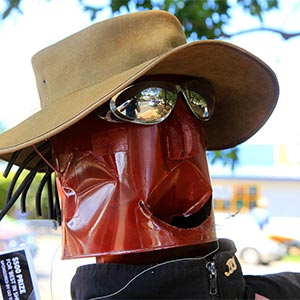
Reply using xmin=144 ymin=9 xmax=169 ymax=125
xmin=0 ymin=0 xmax=300 ymax=299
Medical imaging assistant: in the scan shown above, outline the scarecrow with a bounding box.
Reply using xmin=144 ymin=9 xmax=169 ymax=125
xmin=0 ymin=10 xmax=299 ymax=300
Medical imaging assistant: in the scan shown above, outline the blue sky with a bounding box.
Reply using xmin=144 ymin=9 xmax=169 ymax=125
xmin=0 ymin=0 xmax=300 ymax=148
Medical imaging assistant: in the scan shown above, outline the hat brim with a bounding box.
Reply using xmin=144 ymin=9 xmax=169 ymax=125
xmin=0 ymin=40 xmax=279 ymax=166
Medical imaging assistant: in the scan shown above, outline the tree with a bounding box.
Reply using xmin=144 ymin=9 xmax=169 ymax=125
xmin=2 ymin=0 xmax=300 ymax=40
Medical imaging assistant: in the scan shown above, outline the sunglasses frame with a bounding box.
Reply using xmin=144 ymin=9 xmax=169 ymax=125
xmin=96 ymin=76 xmax=215 ymax=125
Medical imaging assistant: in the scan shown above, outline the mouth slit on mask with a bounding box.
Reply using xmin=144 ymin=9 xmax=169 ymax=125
xmin=140 ymin=197 xmax=212 ymax=229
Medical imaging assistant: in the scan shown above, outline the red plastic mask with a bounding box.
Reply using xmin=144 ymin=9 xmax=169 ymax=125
xmin=52 ymin=98 xmax=216 ymax=262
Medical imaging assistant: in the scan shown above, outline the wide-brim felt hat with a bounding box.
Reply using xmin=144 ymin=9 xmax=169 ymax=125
xmin=0 ymin=10 xmax=279 ymax=167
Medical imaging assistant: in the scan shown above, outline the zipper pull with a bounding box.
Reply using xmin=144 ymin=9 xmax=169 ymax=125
xmin=206 ymin=260 xmax=218 ymax=299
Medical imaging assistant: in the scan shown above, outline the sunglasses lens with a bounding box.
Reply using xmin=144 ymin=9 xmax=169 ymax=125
xmin=111 ymin=82 xmax=177 ymax=124
xmin=184 ymin=79 xmax=215 ymax=121
xmin=186 ymin=92 xmax=210 ymax=120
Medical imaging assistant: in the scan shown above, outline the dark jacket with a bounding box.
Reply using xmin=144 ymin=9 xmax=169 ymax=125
xmin=71 ymin=239 xmax=300 ymax=300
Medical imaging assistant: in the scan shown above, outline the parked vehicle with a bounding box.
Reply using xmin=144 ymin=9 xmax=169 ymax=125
xmin=266 ymin=217 xmax=300 ymax=255
xmin=269 ymin=234 xmax=300 ymax=250
xmin=215 ymin=213 xmax=287 ymax=265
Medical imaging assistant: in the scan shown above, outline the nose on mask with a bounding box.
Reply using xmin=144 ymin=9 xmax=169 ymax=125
xmin=162 ymin=100 xmax=204 ymax=160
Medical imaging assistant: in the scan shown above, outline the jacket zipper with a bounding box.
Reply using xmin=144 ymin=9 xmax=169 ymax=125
xmin=206 ymin=260 xmax=218 ymax=299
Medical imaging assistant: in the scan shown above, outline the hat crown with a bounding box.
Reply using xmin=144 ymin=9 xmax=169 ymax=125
xmin=32 ymin=11 xmax=186 ymax=109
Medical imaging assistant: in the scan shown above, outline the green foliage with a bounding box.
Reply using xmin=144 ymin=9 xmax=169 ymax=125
xmin=1 ymin=0 xmax=280 ymax=39
xmin=237 ymin=0 xmax=279 ymax=21
xmin=207 ymin=147 xmax=239 ymax=170
xmin=77 ymin=0 xmax=279 ymax=39
xmin=0 ymin=172 xmax=10 ymax=208
xmin=1 ymin=0 xmax=22 ymax=19
xmin=0 ymin=170 xmax=49 ymax=219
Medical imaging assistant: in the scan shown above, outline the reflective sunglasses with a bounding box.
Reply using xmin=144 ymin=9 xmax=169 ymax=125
xmin=96 ymin=76 xmax=215 ymax=125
